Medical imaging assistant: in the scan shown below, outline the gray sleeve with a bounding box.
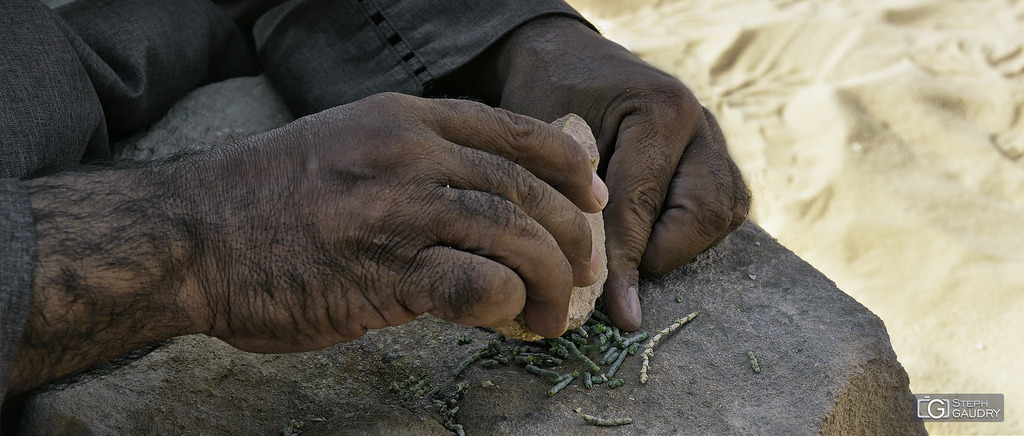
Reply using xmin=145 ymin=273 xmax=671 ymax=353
xmin=0 ymin=179 xmax=35 ymax=396
xmin=253 ymin=0 xmax=590 ymax=116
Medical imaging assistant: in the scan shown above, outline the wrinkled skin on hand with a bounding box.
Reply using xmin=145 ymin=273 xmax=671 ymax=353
xmin=182 ymin=93 xmax=607 ymax=352
xmin=489 ymin=17 xmax=751 ymax=330
xmin=10 ymin=93 xmax=609 ymax=395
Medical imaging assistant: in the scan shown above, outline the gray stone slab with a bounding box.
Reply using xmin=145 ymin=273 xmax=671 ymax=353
xmin=14 ymin=76 xmax=926 ymax=435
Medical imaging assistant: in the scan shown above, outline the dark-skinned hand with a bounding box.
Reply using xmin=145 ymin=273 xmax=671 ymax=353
xmin=10 ymin=93 xmax=606 ymax=394
xmin=453 ymin=16 xmax=751 ymax=331
xmin=189 ymin=93 xmax=607 ymax=351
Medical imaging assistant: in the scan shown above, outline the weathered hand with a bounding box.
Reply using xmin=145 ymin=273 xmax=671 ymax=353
xmin=183 ymin=93 xmax=606 ymax=351
xmin=489 ymin=17 xmax=750 ymax=330
xmin=13 ymin=93 xmax=605 ymax=394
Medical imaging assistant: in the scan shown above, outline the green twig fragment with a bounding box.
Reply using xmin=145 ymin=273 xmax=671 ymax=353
xmin=607 ymin=378 xmax=625 ymax=389
xmin=548 ymin=372 xmax=576 ymax=397
xmin=747 ymin=350 xmax=761 ymax=373
xmin=449 ymin=423 xmax=466 ymax=436
xmin=601 ymin=348 xmax=619 ymax=365
xmin=571 ymin=333 xmax=587 ymax=346
xmin=605 ymin=347 xmax=630 ymax=378
xmin=555 ymin=337 xmax=600 ymax=374
xmin=617 ymin=331 xmax=649 ymax=349
xmin=574 ymin=326 xmax=589 ymax=339
xmin=590 ymin=310 xmax=613 ymax=325
xmin=548 ymin=343 xmax=569 ymax=359
xmin=453 ymin=350 xmax=487 ymax=377
xmin=488 ymin=340 xmax=502 ymax=355
xmin=525 ymin=364 xmax=560 ymax=382
xmin=595 ymin=333 xmax=612 ymax=352
xmin=581 ymin=413 xmax=633 ymax=426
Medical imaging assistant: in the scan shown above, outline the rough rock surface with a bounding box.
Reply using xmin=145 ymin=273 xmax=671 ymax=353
xmin=115 ymin=75 xmax=294 ymax=160
xmin=496 ymin=114 xmax=608 ymax=341
xmin=14 ymin=77 xmax=926 ymax=435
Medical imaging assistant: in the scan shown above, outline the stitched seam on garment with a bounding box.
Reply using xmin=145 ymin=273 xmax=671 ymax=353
xmin=355 ymin=0 xmax=433 ymax=89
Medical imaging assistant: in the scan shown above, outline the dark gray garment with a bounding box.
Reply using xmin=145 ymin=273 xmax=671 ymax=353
xmin=0 ymin=181 xmax=34 ymax=407
xmin=0 ymin=0 xmax=108 ymax=180
xmin=0 ymin=0 xmax=585 ymax=406
xmin=254 ymin=0 xmax=583 ymax=115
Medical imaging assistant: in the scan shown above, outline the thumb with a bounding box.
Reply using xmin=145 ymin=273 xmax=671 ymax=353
xmin=603 ymin=249 xmax=643 ymax=332
xmin=599 ymin=118 xmax=684 ymax=331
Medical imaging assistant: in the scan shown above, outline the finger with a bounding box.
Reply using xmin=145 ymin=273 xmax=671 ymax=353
xmin=417 ymin=186 xmax=573 ymax=337
xmin=437 ymin=144 xmax=598 ymax=287
xmin=639 ymin=108 xmax=751 ymax=276
xmin=600 ymin=111 xmax=690 ymax=331
xmin=419 ymin=97 xmax=607 ymax=213
xmin=409 ymin=247 xmax=528 ymax=329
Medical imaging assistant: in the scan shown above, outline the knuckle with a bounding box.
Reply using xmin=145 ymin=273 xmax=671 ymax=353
xmin=568 ymin=209 xmax=592 ymax=251
xmin=556 ymin=150 xmax=595 ymax=195
xmin=477 ymin=289 xmax=522 ymax=325
xmin=436 ymin=255 xmax=488 ymax=320
xmin=699 ymin=201 xmax=734 ymax=238
xmin=493 ymin=108 xmax=540 ymax=144
xmin=626 ymin=174 xmax=665 ymax=220
xmin=610 ymin=224 xmax=649 ymax=266
xmin=620 ymin=77 xmax=700 ymax=122
xmin=505 ymin=161 xmax=534 ymax=204
xmin=456 ymin=262 xmax=522 ymax=326
xmin=685 ymin=196 xmax=734 ymax=242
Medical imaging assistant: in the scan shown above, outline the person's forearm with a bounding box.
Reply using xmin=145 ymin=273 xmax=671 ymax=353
xmin=7 ymin=166 xmax=202 ymax=395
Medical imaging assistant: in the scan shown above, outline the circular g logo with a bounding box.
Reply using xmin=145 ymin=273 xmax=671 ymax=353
xmin=927 ymin=398 xmax=950 ymax=419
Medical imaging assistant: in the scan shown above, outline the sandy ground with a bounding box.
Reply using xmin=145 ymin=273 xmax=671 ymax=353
xmin=565 ymin=0 xmax=1024 ymax=434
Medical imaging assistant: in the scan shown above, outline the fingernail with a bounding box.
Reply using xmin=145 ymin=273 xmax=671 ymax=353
xmin=590 ymin=245 xmax=603 ymax=277
xmin=627 ymin=285 xmax=641 ymax=322
xmin=620 ymin=285 xmax=642 ymax=330
xmin=592 ymin=172 xmax=608 ymax=209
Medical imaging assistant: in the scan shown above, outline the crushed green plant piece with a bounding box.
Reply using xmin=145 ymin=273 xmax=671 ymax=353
xmin=548 ymin=372 xmax=576 ymax=397
xmin=554 ymin=337 xmax=600 ymax=374
xmin=525 ymin=364 xmax=560 ymax=382
xmin=581 ymin=413 xmax=633 ymax=426
xmin=606 ymin=347 xmax=630 ymax=378
xmin=747 ymin=350 xmax=761 ymax=373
